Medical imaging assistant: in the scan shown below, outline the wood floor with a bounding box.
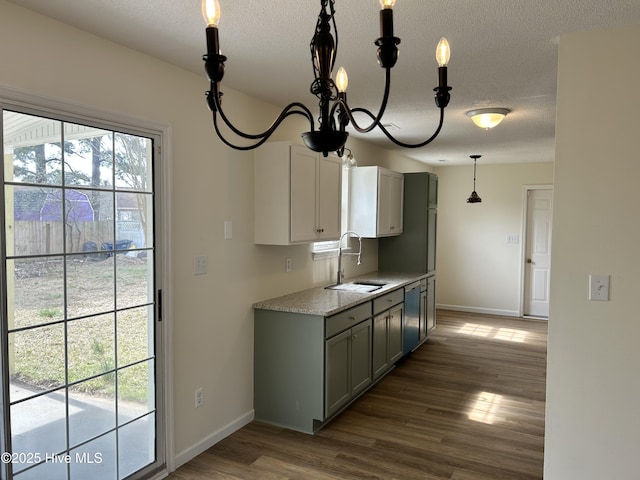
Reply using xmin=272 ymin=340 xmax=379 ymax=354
xmin=167 ymin=310 xmax=548 ymax=480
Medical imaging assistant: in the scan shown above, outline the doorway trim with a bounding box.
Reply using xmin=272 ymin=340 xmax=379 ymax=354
xmin=519 ymin=184 xmax=553 ymax=318
xmin=0 ymin=84 xmax=175 ymax=477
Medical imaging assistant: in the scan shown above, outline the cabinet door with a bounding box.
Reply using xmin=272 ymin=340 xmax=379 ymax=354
xmin=427 ymin=208 xmax=437 ymax=274
xmin=317 ymin=155 xmax=342 ymax=241
xmin=377 ymin=170 xmax=403 ymax=236
xmin=377 ymin=171 xmax=392 ymax=235
xmin=388 ymin=303 xmax=404 ymax=364
xmin=325 ymin=329 xmax=351 ymax=418
xmin=350 ymin=320 xmax=372 ymax=396
xmin=428 ymin=173 xmax=438 ymax=209
xmin=388 ymin=173 xmax=404 ymax=234
xmin=290 ymin=146 xmax=319 ymax=243
xmin=372 ymin=312 xmax=389 ymax=379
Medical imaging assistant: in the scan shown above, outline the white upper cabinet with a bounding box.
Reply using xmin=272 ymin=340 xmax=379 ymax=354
xmin=349 ymin=166 xmax=404 ymax=238
xmin=255 ymin=142 xmax=342 ymax=245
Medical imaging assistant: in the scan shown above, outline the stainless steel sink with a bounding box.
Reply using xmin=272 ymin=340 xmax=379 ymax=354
xmin=325 ymin=281 xmax=387 ymax=293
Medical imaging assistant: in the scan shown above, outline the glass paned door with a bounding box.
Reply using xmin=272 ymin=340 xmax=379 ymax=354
xmin=1 ymin=109 xmax=162 ymax=480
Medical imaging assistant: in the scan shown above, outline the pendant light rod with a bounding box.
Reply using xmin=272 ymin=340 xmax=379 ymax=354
xmin=202 ymin=0 xmax=452 ymax=157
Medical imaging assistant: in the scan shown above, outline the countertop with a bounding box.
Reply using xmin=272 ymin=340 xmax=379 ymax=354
xmin=252 ymin=272 xmax=427 ymax=317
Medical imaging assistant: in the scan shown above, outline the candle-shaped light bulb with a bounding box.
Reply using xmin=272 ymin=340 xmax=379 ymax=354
xmin=379 ymin=0 xmax=396 ymax=38
xmin=436 ymin=37 xmax=451 ymax=67
xmin=336 ymin=67 xmax=349 ymax=93
xmin=202 ymin=0 xmax=221 ymax=27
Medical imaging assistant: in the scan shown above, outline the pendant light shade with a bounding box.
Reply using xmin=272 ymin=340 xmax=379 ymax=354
xmin=467 ymin=155 xmax=482 ymax=203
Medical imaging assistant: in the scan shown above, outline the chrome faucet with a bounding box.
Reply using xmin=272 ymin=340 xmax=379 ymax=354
xmin=337 ymin=231 xmax=362 ymax=284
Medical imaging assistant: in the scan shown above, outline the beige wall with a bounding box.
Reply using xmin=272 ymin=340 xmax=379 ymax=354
xmin=545 ymin=24 xmax=640 ymax=479
xmin=434 ymin=162 xmax=554 ymax=315
xmin=0 ymin=0 xmax=428 ymax=468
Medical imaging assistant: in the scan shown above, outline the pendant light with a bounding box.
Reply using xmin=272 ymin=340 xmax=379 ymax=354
xmin=467 ymin=155 xmax=482 ymax=203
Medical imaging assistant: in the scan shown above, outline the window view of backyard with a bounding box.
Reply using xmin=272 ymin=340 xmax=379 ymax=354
xmin=2 ymin=110 xmax=159 ymax=480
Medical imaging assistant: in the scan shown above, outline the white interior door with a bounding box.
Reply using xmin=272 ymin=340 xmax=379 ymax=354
xmin=523 ymin=188 xmax=553 ymax=317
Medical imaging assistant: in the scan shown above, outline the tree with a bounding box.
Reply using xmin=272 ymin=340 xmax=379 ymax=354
xmin=113 ymin=133 xmax=151 ymax=245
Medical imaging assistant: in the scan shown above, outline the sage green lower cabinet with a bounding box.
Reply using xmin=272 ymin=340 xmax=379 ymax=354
xmin=325 ymin=318 xmax=372 ymax=418
xmin=254 ymin=301 xmax=374 ymax=434
xmin=372 ymin=291 xmax=404 ymax=380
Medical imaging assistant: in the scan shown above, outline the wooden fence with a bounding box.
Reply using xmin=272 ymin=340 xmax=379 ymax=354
xmin=11 ymin=220 xmax=125 ymax=256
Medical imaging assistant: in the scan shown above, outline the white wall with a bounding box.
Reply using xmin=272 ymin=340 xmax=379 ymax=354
xmin=0 ymin=0 xmax=428 ymax=469
xmin=434 ymin=162 xmax=554 ymax=315
xmin=545 ymin=24 xmax=640 ymax=479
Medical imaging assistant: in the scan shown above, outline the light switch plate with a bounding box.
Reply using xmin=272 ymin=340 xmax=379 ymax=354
xmin=589 ymin=274 xmax=609 ymax=301
xmin=224 ymin=221 xmax=233 ymax=240
xmin=194 ymin=256 xmax=208 ymax=275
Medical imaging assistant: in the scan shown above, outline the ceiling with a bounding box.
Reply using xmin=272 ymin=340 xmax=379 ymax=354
xmin=7 ymin=0 xmax=640 ymax=165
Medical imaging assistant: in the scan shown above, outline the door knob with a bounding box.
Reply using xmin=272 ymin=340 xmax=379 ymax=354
xmin=527 ymin=258 xmax=534 ymax=264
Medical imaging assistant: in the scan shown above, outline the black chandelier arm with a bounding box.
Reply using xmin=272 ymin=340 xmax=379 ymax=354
xmin=380 ymin=107 xmax=445 ymax=149
xmin=342 ymin=103 xmax=446 ymax=149
xmin=210 ymin=85 xmax=316 ymax=141
xmin=211 ymin=112 xmax=272 ymax=150
xmin=330 ymin=68 xmax=393 ymax=134
xmin=210 ymin=105 xmax=317 ymax=150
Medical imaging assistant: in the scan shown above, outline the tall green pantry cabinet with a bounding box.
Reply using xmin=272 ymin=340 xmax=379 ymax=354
xmin=379 ymin=172 xmax=438 ymax=337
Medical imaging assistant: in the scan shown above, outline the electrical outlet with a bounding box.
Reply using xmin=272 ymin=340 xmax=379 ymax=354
xmin=195 ymin=387 xmax=204 ymax=408
xmin=285 ymin=257 xmax=292 ymax=272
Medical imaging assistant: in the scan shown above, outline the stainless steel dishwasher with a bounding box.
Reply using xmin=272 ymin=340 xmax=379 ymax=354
xmin=403 ymin=281 xmax=421 ymax=355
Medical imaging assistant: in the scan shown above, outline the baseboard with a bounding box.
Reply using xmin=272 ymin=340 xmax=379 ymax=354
xmin=173 ymin=410 xmax=255 ymax=469
xmin=437 ymin=304 xmax=520 ymax=318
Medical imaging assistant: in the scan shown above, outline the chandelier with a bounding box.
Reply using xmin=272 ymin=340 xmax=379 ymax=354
xmin=202 ymin=0 xmax=452 ymax=157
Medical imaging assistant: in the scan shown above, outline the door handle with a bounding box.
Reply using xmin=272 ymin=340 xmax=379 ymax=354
xmin=527 ymin=258 xmax=535 ymax=264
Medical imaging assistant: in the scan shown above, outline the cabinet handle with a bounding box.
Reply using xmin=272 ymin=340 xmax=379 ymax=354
xmin=390 ymin=226 xmax=395 ymax=230
xmin=352 ymin=334 xmax=358 ymax=340
xmin=348 ymin=316 xmax=355 ymax=321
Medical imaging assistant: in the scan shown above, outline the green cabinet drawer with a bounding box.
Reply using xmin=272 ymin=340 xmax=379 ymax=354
xmin=325 ymin=301 xmax=372 ymax=338
xmin=373 ymin=288 xmax=404 ymax=315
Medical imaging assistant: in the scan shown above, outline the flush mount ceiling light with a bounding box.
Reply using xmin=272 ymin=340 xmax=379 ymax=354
xmin=201 ymin=0 xmax=452 ymax=157
xmin=466 ymin=108 xmax=510 ymax=130
xmin=467 ymin=154 xmax=482 ymax=203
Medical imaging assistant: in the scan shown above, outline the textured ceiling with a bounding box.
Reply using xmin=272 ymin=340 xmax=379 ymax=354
xmin=7 ymin=0 xmax=640 ymax=165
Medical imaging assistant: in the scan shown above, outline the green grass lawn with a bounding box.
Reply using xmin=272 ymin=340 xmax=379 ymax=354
xmin=8 ymin=256 xmax=154 ymax=404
